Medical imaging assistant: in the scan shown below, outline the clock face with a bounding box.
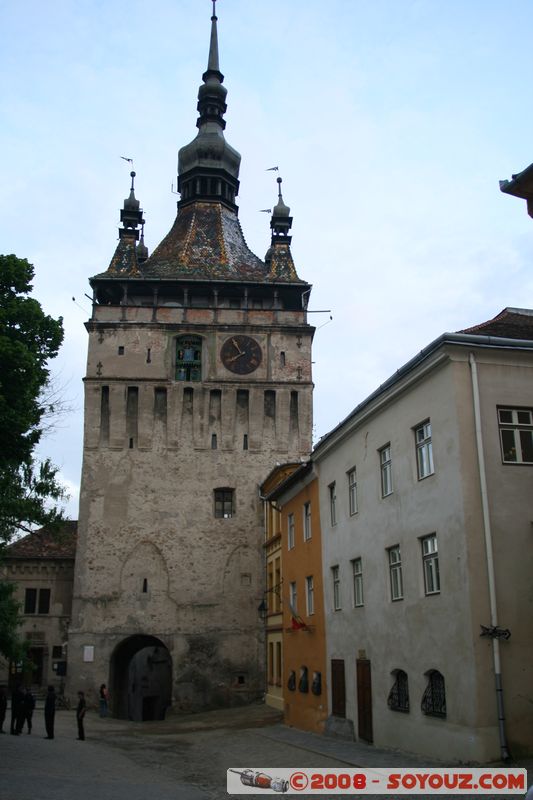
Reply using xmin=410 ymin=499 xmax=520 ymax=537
xmin=221 ymin=335 xmax=262 ymax=375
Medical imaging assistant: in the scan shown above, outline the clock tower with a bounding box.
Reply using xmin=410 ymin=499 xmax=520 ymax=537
xmin=68 ymin=4 xmax=313 ymax=719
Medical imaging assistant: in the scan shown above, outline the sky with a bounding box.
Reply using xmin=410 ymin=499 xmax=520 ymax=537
xmin=1 ymin=0 xmax=532 ymax=520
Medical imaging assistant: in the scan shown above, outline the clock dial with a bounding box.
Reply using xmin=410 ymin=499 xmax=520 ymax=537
xmin=221 ymin=335 xmax=262 ymax=375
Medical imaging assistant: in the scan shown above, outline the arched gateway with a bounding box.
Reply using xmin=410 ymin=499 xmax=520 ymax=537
xmin=110 ymin=635 xmax=172 ymax=721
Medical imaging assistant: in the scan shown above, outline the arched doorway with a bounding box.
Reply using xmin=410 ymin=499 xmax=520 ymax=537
xmin=110 ymin=635 xmax=172 ymax=721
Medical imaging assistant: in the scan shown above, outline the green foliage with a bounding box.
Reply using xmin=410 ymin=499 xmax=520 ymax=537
xmin=0 ymin=581 xmax=24 ymax=662
xmin=0 ymin=254 xmax=66 ymax=541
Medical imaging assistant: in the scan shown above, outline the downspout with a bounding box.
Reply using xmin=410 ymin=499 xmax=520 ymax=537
xmin=469 ymin=352 xmax=510 ymax=761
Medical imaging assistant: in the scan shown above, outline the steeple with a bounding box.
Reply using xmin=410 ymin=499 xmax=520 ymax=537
xmin=177 ymin=0 xmax=241 ymax=210
xmin=265 ymin=177 xmax=298 ymax=281
xmin=107 ymin=171 xmax=145 ymax=275
xmin=270 ymin=177 xmax=293 ymax=242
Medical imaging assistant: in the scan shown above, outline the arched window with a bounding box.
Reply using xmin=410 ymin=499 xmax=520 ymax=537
xmin=298 ymin=666 xmax=309 ymax=693
xmin=387 ymin=669 xmax=409 ymax=713
xmin=176 ymin=335 xmax=202 ymax=381
xmin=421 ymin=670 xmax=446 ymax=718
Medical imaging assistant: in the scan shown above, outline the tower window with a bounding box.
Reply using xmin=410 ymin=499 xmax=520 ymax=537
xmin=118 ymin=346 xmax=125 ymax=355
xmin=142 ymin=578 xmax=148 ymax=593
xmin=214 ymin=488 xmax=235 ymax=518
xmin=211 ymin=433 xmax=218 ymax=450
xmin=176 ymin=335 xmax=202 ymax=381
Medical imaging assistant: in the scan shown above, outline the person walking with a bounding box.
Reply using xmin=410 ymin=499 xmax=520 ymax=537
xmin=10 ymin=685 xmax=24 ymax=735
xmin=0 ymin=687 xmax=7 ymax=733
xmin=44 ymin=685 xmax=56 ymax=739
xmin=76 ymin=691 xmax=86 ymax=740
xmin=99 ymin=684 xmax=109 ymax=718
xmin=22 ymin=687 xmax=35 ymax=734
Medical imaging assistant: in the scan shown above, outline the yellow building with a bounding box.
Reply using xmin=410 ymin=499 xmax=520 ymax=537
xmin=266 ymin=462 xmax=328 ymax=734
xmin=260 ymin=464 xmax=300 ymax=711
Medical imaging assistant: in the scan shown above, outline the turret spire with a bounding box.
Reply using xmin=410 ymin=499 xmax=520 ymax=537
xmin=107 ymin=171 xmax=145 ymax=275
xmin=207 ymin=1 xmax=220 ymax=73
xmin=177 ymin=1 xmax=241 ymax=210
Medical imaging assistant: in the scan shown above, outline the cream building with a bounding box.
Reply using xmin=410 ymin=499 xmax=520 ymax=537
xmin=314 ymin=308 xmax=533 ymax=762
xmin=0 ymin=523 xmax=76 ymax=692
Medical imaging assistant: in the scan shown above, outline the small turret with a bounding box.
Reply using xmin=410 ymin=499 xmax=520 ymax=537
xmin=107 ymin=171 xmax=146 ymax=276
xmin=265 ymin=177 xmax=298 ymax=281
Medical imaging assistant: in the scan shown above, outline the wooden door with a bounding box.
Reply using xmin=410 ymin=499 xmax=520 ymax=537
xmin=356 ymin=659 xmax=373 ymax=742
xmin=330 ymin=659 xmax=346 ymax=717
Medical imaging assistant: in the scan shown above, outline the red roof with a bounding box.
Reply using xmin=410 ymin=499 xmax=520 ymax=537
xmin=5 ymin=521 xmax=77 ymax=560
xmin=460 ymin=307 xmax=533 ymax=340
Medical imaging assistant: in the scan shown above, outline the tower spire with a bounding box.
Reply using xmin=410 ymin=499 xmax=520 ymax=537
xmin=177 ymin=0 xmax=241 ymax=210
xmin=207 ymin=0 xmax=220 ymax=73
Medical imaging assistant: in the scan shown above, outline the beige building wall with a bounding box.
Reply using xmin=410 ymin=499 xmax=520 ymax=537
xmin=68 ymin=302 xmax=313 ymax=712
xmin=315 ymin=342 xmax=533 ymax=762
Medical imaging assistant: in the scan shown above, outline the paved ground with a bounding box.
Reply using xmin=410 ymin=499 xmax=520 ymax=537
xmin=0 ymin=703 xmax=530 ymax=800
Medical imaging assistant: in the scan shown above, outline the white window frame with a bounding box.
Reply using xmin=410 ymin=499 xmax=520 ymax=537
xmin=388 ymin=545 xmax=403 ymax=601
xmin=380 ymin=444 xmax=393 ymax=497
xmin=303 ymin=501 xmax=312 ymax=541
xmin=352 ymin=557 xmax=364 ymax=607
xmin=305 ymin=575 xmax=314 ymax=616
xmin=332 ymin=565 xmax=341 ymax=610
xmin=498 ymin=407 xmax=533 ymax=464
xmin=347 ymin=468 xmax=358 ymax=515
xmin=329 ymin=482 xmax=337 ymax=526
xmin=287 ymin=512 xmax=295 ymax=550
xmin=289 ymin=581 xmax=298 ymax=612
xmin=421 ymin=533 xmax=440 ymax=595
xmin=415 ymin=420 xmax=434 ymax=479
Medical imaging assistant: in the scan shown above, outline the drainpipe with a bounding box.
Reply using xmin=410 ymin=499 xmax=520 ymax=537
xmin=469 ymin=352 xmax=510 ymax=761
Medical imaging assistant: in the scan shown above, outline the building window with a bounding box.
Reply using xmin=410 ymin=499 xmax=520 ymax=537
xmin=421 ymin=533 xmax=440 ymax=595
xmin=352 ymin=557 xmax=364 ymax=607
xmin=305 ymin=575 xmax=314 ymax=616
xmin=299 ymin=666 xmax=309 ymax=693
xmin=329 ymin=482 xmax=337 ymax=525
xmin=498 ymin=407 xmax=533 ymax=464
xmin=175 ymin=335 xmax=202 ymax=381
xmin=388 ymin=669 xmax=410 ymax=713
xmin=24 ymin=588 xmax=50 ymax=615
xmin=287 ymin=513 xmax=295 ymax=550
xmin=303 ymin=501 xmax=312 ymax=541
xmin=380 ymin=444 xmax=393 ymax=497
xmin=332 ymin=565 xmax=341 ymax=610
xmin=276 ymin=642 xmax=282 ymax=686
xmin=348 ymin=468 xmax=358 ymax=515
xmin=287 ymin=670 xmax=296 ymax=691
xmin=289 ymin=581 xmax=298 ymax=613
xmin=214 ymin=488 xmax=235 ymax=518
xmin=388 ymin=545 xmax=403 ymax=601
xmin=415 ymin=421 xmax=434 ymax=479
xmin=421 ymin=670 xmax=446 ymax=718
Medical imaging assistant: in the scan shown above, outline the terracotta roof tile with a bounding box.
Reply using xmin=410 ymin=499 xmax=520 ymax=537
xmin=460 ymin=307 xmax=533 ymax=340
xmin=4 ymin=521 xmax=77 ymax=560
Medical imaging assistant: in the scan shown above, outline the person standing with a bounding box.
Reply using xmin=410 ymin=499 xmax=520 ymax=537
xmin=99 ymin=684 xmax=109 ymax=718
xmin=76 ymin=691 xmax=86 ymax=740
xmin=10 ymin=685 xmax=24 ymax=735
xmin=44 ymin=685 xmax=56 ymax=739
xmin=23 ymin=687 xmax=35 ymax=733
xmin=0 ymin=687 xmax=7 ymax=733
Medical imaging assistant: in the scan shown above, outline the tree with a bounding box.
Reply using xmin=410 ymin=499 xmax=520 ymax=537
xmin=0 ymin=254 xmax=65 ymax=661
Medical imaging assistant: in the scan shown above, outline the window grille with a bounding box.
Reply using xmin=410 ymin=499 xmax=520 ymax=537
xmin=421 ymin=670 xmax=446 ymax=717
xmin=387 ymin=669 xmax=409 ymax=713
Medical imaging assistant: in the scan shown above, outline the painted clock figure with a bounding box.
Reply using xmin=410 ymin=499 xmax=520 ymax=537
xmin=221 ymin=335 xmax=262 ymax=375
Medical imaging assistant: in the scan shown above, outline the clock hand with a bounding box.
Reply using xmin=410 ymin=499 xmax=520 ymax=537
xmin=231 ymin=338 xmax=243 ymax=355
xmin=227 ymin=352 xmax=245 ymax=363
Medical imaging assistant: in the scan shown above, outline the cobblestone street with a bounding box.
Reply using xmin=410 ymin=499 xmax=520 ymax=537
xmin=0 ymin=704 xmax=530 ymax=800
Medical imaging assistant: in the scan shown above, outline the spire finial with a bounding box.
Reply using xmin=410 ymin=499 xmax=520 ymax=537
xmin=207 ymin=0 xmax=220 ymax=73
